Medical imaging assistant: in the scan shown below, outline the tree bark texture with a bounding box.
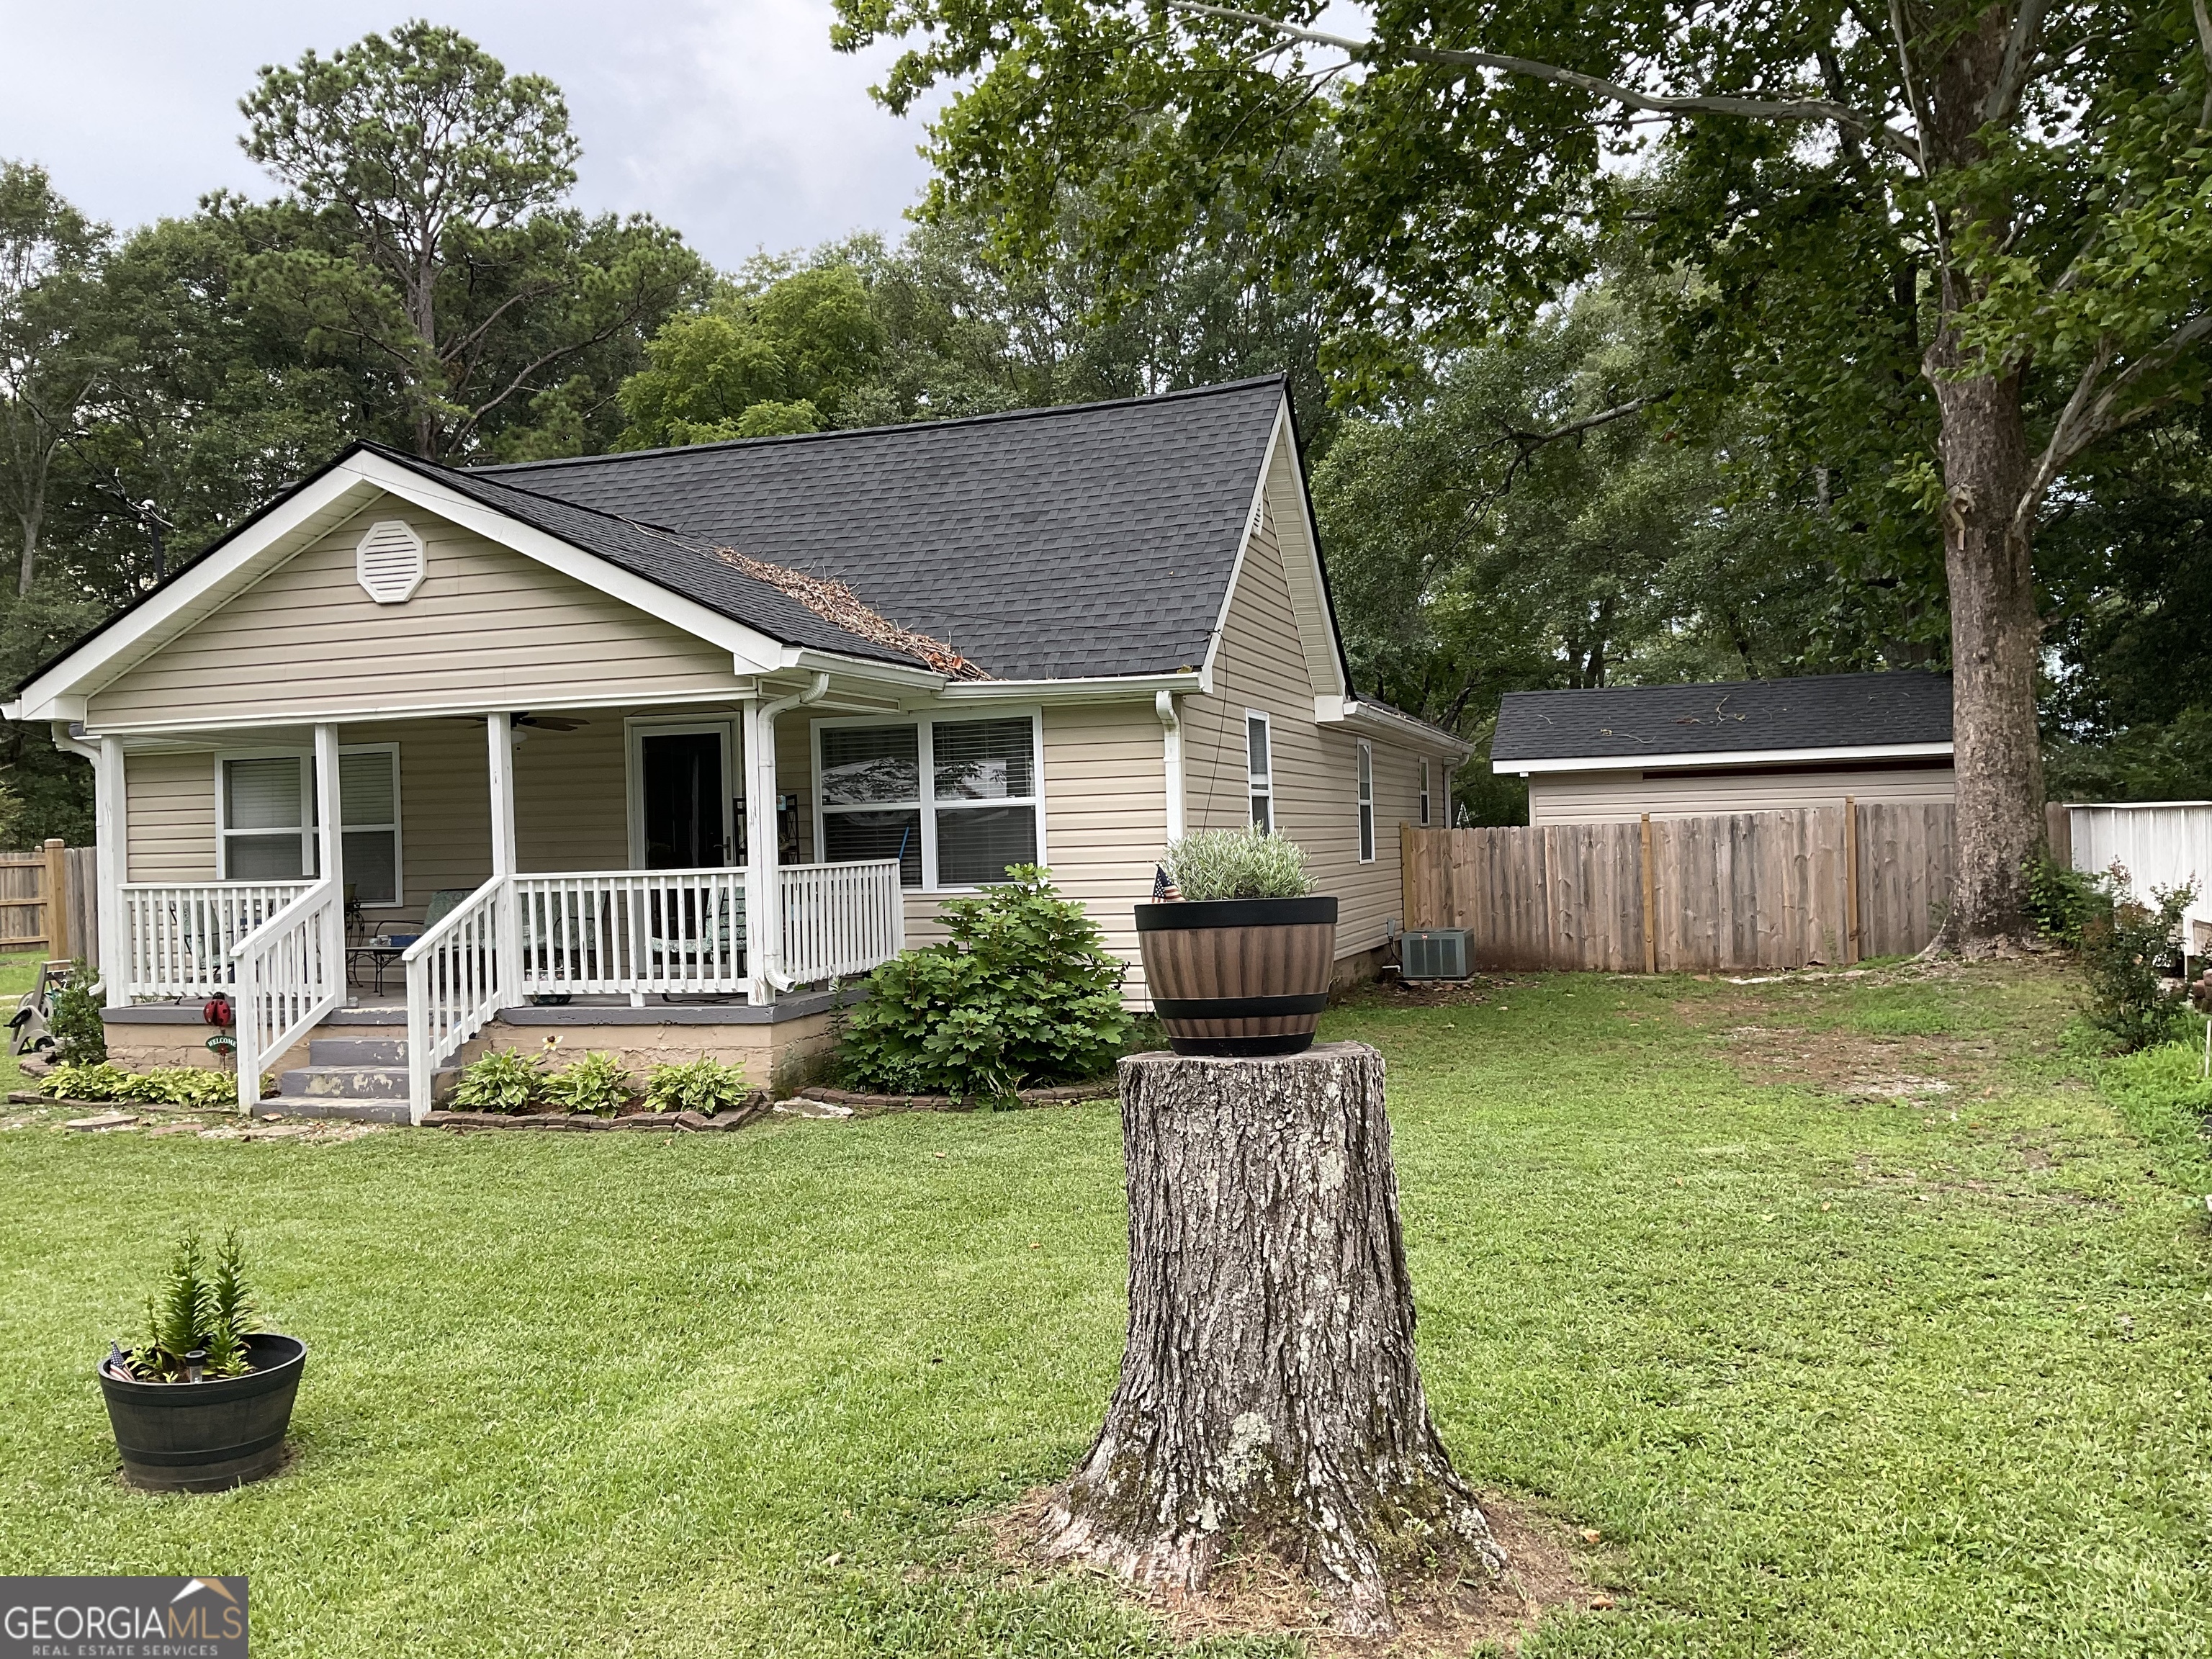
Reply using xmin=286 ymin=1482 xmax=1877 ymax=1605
xmin=1922 ymin=7 xmax=2048 ymax=949
xmin=1038 ymin=1042 xmax=1499 ymax=1636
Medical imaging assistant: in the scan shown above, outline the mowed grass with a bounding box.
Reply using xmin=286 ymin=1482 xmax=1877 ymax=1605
xmin=2 ymin=959 xmax=2209 ymax=1657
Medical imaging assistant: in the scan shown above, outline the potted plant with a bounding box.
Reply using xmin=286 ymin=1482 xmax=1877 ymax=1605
xmin=1136 ymin=828 xmax=1337 ymax=1056
xmin=97 ymin=1228 xmax=306 ymax=1492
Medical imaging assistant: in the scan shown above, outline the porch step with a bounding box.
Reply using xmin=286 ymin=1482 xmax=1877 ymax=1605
xmin=279 ymin=1064 xmax=411 ymax=1099
xmin=310 ymin=1036 xmax=407 ymax=1066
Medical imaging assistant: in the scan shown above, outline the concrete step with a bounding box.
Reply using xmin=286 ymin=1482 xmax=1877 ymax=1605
xmin=281 ymin=1064 xmax=410 ymax=1099
xmin=253 ymin=1098 xmax=413 ymax=1125
xmin=310 ymin=1036 xmax=406 ymax=1066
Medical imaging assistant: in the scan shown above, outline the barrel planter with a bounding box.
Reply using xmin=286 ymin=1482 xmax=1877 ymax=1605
xmin=1135 ymin=896 xmax=1339 ymax=1057
xmin=97 ymin=1334 xmax=306 ymax=1492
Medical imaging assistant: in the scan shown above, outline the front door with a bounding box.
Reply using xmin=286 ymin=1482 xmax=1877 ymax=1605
xmin=636 ymin=724 xmax=737 ymax=868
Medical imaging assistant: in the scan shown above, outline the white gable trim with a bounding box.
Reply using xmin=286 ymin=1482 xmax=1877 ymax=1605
xmin=10 ymin=449 xmax=866 ymax=722
xmin=1197 ymin=400 xmax=1349 ymax=703
xmin=1497 ymin=740 xmax=1956 ymax=775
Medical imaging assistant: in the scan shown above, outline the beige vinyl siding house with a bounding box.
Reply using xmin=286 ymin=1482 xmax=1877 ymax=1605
xmin=1493 ymin=672 xmax=1955 ymax=827
xmin=12 ymin=377 xmax=1470 ymax=1118
xmin=1526 ymin=762 xmax=1954 ymax=825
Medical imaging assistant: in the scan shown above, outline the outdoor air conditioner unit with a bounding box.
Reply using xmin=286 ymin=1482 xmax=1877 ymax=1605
xmin=1401 ymin=929 xmax=1471 ymax=981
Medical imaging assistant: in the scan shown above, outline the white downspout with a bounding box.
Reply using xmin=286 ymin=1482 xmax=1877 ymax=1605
xmin=748 ymin=673 xmax=830 ymax=997
xmin=1156 ymin=691 xmax=1184 ymax=843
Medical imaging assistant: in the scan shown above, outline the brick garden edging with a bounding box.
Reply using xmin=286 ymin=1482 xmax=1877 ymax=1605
xmin=422 ymin=1100 xmax=771 ymax=1133
xmin=794 ymin=1080 xmax=1115 ymax=1115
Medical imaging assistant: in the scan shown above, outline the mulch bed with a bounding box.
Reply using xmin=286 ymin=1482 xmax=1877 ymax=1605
xmin=796 ymin=1080 xmax=1115 ymax=1115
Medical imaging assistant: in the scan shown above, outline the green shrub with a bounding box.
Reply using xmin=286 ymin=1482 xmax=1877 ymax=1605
xmin=1161 ymin=827 xmax=1312 ymax=900
xmin=2079 ymin=868 xmax=2195 ymax=1052
xmin=451 ymin=1048 xmax=546 ymax=1113
xmin=642 ymin=1056 xmax=747 ymax=1115
xmin=2025 ymin=855 xmax=2112 ymax=946
xmin=541 ymin=1051 xmax=634 ymax=1117
xmin=839 ymin=865 xmax=1128 ymax=1097
xmin=123 ymin=1228 xmax=261 ymax=1382
xmin=47 ymin=961 xmax=106 ymax=1064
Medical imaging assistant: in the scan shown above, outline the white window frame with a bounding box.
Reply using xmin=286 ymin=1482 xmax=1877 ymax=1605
xmin=1357 ymin=740 xmax=1376 ymax=863
xmin=810 ymin=708 xmax=1048 ymax=892
xmin=1419 ymin=757 xmax=1431 ymax=827
xmin=213 ymin=742 xmax=405 ymax=905
xmin=1246 ymin=710 xmax=1273 ymax=834
xmin=624 ymin=716 xmax=740 ymax=870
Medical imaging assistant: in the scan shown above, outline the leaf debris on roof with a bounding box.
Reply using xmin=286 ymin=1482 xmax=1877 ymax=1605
xmin=709 ymin=547 xmax=994 ymax=681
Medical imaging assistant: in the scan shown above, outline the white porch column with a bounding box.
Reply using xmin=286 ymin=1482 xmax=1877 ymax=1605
xmin=313 ymin=723 xmax=345 ymax=1002
xmin=94 ymin=737 xmax=127 ymax=1008
xmin=487 ymin=712 xmax=521 ymax=1007
xmin=741 ymin=696 xmax=776 ymax=1004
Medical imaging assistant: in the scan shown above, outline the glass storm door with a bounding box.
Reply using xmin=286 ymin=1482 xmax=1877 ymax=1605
xmin=638 ymin=727 xmax=736 ymax=868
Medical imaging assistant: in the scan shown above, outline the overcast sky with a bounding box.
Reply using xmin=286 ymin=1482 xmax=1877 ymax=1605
xmin=0 ymin=0 xmax=942 ymax=270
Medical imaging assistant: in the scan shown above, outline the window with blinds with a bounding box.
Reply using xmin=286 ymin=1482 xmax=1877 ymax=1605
xmin=1357 ymin=741 xmax=1376 ymax=863
xmin=817 ymin=714 xmax=1040 ymax=889
xmin=1247 ymin=712 xmax=1273 ymax=833
xmin=217 ymin=745 xmax=403 ymax=902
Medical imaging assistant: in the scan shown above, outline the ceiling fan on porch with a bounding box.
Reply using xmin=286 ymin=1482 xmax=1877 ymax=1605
xmin=513 ymin=711 xmax=589 ymax=732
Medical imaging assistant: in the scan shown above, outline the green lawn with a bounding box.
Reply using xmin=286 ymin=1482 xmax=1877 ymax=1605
xmin=3 ymin=960 xmax=2208 ymax=1656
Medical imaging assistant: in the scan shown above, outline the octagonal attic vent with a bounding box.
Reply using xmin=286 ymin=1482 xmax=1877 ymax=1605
xmin=356 ymin=518 xmax=425 ymax=603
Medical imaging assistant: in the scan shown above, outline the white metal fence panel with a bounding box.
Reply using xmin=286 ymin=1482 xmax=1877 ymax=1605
xmin=2068 ymin=803 xmax=2212 ymax=936
xmin=122 ymin=882 xmax=314 ymax=1000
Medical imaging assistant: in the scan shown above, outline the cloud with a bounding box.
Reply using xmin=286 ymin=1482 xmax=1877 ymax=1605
xmin=0 ymin=0 xmax=938 ymax=268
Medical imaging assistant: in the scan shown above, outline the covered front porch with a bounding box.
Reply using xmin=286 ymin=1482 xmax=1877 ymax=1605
xmin=91 ymin=694 xmax=907 ymax=1118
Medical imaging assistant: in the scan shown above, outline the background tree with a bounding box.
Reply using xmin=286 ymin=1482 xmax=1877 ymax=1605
xmin=0 ymin=162 xmax=108 ymax=598
xmin=832 ymin=0 xmax=2212 ymax=949
xmin=240 ymin=22 xmax=704 ymax=462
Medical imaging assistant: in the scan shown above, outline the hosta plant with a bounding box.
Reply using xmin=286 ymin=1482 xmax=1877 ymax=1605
xmin=451 ymin=1048 xmax=546 ymax=1113
xmin=541 ymin=1051 xmax=634 ymax=1117
xmin=642 ymin=1056 xmax=748 ymax=1115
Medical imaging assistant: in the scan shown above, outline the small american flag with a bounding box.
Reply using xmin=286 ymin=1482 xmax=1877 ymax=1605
xmin=1151 ymin=865 xmax=1182 ymax=902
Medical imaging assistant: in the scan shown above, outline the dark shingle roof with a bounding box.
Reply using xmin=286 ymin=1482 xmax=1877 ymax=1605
xmin=475 ymin=377 xmax=1288 ymax=680
xmin=1491 ymin=671 xmax=1954 ymax=764
xmin=383 ymin=454 xmax=927 ymax=670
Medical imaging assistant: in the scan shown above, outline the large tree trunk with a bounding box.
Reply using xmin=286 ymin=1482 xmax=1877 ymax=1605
xmin=1038 ymin=1042 xmax=1500 ymax=1637
xmin=1923 ymin=6 xmax=2048 ymax=951
xmin=1930 ymin=354 xmax=2045 ymax=951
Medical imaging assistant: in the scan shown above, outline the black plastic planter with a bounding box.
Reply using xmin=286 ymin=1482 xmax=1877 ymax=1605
xmin=97 ymin=1334 xmax=306 ymax=1492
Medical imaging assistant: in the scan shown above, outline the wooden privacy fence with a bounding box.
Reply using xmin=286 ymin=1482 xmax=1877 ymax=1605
xmin=0 ymin=840 xmax=94 ymax=962
xmin=1402 ymin=801 xmax=1957 ymax=974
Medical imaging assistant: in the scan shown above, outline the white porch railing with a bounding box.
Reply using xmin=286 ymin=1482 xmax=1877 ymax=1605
xmin=779 ymin=860 xmax=904 ymax=982
xmin=403 ymin=875 xmax=505 ymax=1120
xmin=231 ymin=879 xmax=345 ymax=1111
xmin=513 ymin=868 xmax=750 ymax=999
xmin=122 ymin=881 xmax=314 ymax=1000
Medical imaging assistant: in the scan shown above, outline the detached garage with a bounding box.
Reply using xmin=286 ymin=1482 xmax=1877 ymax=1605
xmin=1492 ymin=670 xmax=1955 ymax=825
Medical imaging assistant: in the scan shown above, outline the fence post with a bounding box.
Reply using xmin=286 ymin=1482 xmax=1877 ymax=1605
xmin=1639 ymin=814 xmax=1657 ymax=974
xmin=41 ymin=838 xmax=66 ymax=960
xmin=1843 ymin=796 xmax=1861 ymax=966
xmin=1401 ymin=824 xmax=1419 ymax=933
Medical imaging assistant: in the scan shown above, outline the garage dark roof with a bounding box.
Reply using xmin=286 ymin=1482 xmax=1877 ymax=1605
xmin=1492 ymin=671 xmax=1954 ymax=765
xmin=475 ymin=377 xmax=1289 ymax=680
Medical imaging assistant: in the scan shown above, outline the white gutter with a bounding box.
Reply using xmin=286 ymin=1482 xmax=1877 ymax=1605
xmin=754 ymin=672 xmax=831 ymax=992
xmin=49 ymin=720 xmax=99 ymax=763
xmin=1317 ymin=695 xmax=1475 ymax=761
xmin=1496 ymin=739 xmax=1954 ymax=775
xmin=937 ymin=671 xmax=1204 ymax=703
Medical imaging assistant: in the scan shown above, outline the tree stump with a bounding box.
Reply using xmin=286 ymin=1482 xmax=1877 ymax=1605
xmin=1038 ymin=1041 xmax=1501 ymax=1635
